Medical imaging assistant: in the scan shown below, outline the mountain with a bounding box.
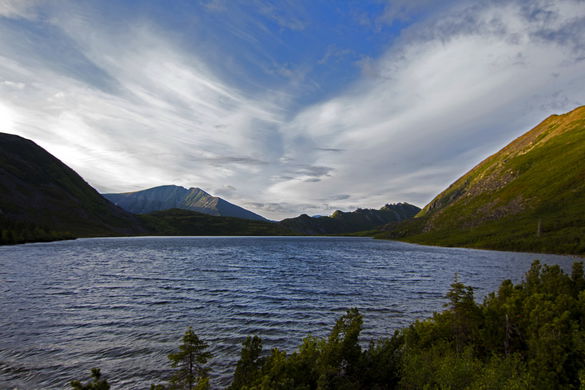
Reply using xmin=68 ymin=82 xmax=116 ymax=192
xmin=104 ymin=185 xmax=268 ymax=221
xmin=383 ymin=105 xmax=585 ymax=254
xmin=280 ymin=203 xmax=421 ymax=235
xmin=140 ymin=208 xmax=293 ymax=236
xmin=0 ymin=132 xmax=290 ymax=243
xmin=0 ymin=132 xmax=146 ymax=241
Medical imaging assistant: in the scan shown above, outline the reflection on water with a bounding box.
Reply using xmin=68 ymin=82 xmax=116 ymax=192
xmin=0 ymin=236 xmax=575 ymax=388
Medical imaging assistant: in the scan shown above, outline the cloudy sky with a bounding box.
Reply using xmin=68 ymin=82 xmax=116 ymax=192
xmin=0 ymin=0 xmax=584 ymax=219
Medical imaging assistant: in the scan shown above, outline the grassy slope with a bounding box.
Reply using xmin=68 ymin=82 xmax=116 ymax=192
xmin=140 ymin=208 xmax=295 ymax=236
xmin=381 ymin=106 xmax=585 ymax=255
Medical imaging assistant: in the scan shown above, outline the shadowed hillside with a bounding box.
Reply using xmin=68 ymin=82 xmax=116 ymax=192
xmin=0 ymin=132 xmax=147 ymax=241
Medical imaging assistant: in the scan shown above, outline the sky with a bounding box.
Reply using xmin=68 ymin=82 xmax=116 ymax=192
xmin=0 ymin=0 xmax=584 ymax=220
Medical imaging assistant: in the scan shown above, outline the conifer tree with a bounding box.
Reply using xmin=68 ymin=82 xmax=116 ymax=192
xmin=166 ymin=327 xmax=212 ymax=390
xmin=70 ymin=368 xmax=110 ymax=390
xmin=229 ymin=335 xmax=263 ymax=390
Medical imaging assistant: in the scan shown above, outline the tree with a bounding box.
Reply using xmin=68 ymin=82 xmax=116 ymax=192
xmin=571 ymin=262 xmax=585 ymax=296
xmin=229 ymin=335 xmax=264 ymax=390
xmin=153 ymin=327 xmax=213 ymax=390
xmin=317 ymin=307 xmax=363 ymax=388
xmin=70 ymin=368 xmax=110 ymax=390
xmin=446 ymin=274 xmax=482 ymax=353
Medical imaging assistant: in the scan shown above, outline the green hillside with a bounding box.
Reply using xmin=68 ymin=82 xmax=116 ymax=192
xmin=140 ymin=208 xmax=293 ymax=236
xmin=382 ymin=106 xmax=585 ymax=254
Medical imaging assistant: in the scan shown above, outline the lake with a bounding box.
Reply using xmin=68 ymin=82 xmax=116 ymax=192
xmin=0 ymin=236 xmax=577 ymax=389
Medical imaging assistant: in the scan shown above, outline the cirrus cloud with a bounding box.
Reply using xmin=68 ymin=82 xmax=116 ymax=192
xmin=0 ymin=0 xmax=583 ymax=220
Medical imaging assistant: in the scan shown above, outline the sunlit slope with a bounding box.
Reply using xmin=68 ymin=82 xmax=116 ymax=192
xmin=385 ymin=106 xmax=585 ymax=254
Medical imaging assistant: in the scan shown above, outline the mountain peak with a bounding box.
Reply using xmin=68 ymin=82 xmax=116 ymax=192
xmin=188 ymin=187 xmax=209 ymax=195
xmin=104 ymin=185 xmax=267 ymax=221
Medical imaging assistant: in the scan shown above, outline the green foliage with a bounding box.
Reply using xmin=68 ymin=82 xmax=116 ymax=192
xmin=400 ymin=260 xmax=585 ymax=389
xmin=0 ymin=216 xmax=74 ymax=245
xmin=229 ymin=336 xmax=264 ymax=390
xmin=445 ymin=275 xmax=483 ymax=353
xmin=227 ymin=308 xmax=401 ymax=390
xmin=68 ymin=262 xmax=585 ymax=389
xmin=70 ymin=368 xmax=110 ymax=390
xmin=317 ymin=308 xmax=363 ymax=388
xmin=359 ymin=335 xmax=403 ymax=390
xmin=227 ymin=261 xmax=585 ymax=390
xmin=152 ymin=327 xmax=213 ymax=390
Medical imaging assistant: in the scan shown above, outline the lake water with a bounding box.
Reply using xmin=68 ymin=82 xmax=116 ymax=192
xmin=0 ymin=236 xmax=577 ymax=389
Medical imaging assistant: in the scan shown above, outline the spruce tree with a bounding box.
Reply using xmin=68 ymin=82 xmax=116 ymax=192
xmin=70 ymin=368 xmax=110 ymax=390
xmin=229 ymin=335 xmax=263 ymax=390
xmin=166 ymin=327 xmax=212 ymax=390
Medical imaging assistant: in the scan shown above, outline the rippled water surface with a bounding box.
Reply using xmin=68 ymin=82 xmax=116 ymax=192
xmin=0 ymin=236 xmax=576 ymax=388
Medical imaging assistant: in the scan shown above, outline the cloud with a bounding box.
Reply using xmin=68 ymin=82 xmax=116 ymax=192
xmin=318 ymin=45 xmax=353 ymax=65
xmin=0 ymin=0 xmax=43 ymax=20
xmin=188 ymin=155 xmax=269 ymax=167
xmin=1 ymin=80 xmax=25 ymax=89
xmin=330 ymin=194 xmax=351 ymax=201
xmin=295 ymin=165 xmax=333 ymax=178
xmin=203 ymin=0 xmax=228 ymax=12
xmin=0 ymin=0 xmax=583 ymax=221
xmin=246 ymin=201 xmax=322 ymax=216
xmin=214 ymin=185 xmax=237 ymax=198
xmin=264 ymin=0 xmax=585 ymax=216
xmin=253 ymin=0 xmax=307 ymax=31
xmin=0 ymin=3 xmax=286 ymax=203
xmin=376 ymin=0 xmax=439 ymax=26
xmin=247 ymin=200 xmax=362 ymax=220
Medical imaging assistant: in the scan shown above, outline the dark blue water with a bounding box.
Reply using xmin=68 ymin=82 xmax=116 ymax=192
xmin=0 ymin=236 xmax=577 ymax=389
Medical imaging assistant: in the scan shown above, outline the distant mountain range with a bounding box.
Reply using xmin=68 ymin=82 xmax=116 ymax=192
xmin=104 ymin=185 xmax=267 ymax=221
xmin=383 ymin=105 xmax=585 ymax=255
xmin=0 ymin=132 xmax=419 ymax=244
xmin=281 ymin=203 xmax=420 ymax=235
